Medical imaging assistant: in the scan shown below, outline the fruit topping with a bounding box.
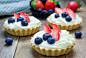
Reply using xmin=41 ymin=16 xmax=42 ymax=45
xmin=31 ymin=0 xmax=44 ymax=10
xmin=67 ymin=1 xmax=82 ymax=11
xmin=42 ymin=10 xmax=48 ymax=14
xmin=43 ymin=33 xmax=52 ymax=41
xmin=48 ymin=9 xmax=54 ymax=14
xmin=47 ymin=37 xmax=55 ymax=44
xmin=17 ymin=17 xmax=24 ymax=22
xmin=44 ymin=24 xmax=51 ymax=33
xmin=52 ymin=24 xmax=60 ymax=41
xmin=75 ymin=31 xmax=82 ymax=38
xmin=65 ymin=16 xmax=72 ymax=22
xmin=20 ymin=12 xmax=30 ymax=23
xmin=8 ymin=18 xmax=15 ymax=24
xmin=61 ymin=12 xmax=68 ymax=18
xmin=35 ymin=37 xmax=43 ymax=45
xmin=37 ymin=8 xmax=42 ymax=12
xmin=13 ymin=12 xmax=20 ymax=20
xmin=21 ymin=20 xmax=28 ymax=26
xmin=45 ymin=0 xmax=59 ymax=11
xmin=55 ymin=7 xmax=63 ymax=14
xmin=55 ymin=14 xmax=60 ymax=18
xmin=5 ymin=37 xmax=13 ymax=45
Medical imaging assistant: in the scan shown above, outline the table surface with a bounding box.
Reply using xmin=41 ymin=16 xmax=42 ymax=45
xmin=0 ymin=0 xmax=86 ymax=58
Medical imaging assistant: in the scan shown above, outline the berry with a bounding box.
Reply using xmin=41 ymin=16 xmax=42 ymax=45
xmin=65 ymin=16 xmax=72 ymax=22
xmin=47 ymin=37 xmax=55 ymax=44
xmin=13 ymin=12 xmax=20 ymax=20
xmin=45 ymin=0 xmax=59 ymax=11
xmin=35 ymin=37 xmax=43 ymax=45
xmin=17 ymin=17 xmax=24 ymax=22
xmin=75 ymin=31 xmax=82 ymax=38
xmin=20 ymin=12 xmax=30 ymax=23
xmin=43 ymin=33 xmax=52 ymax=41
xmin=55 ymin=14 xmax=60 ymax=18
xmin=67 ymin=1 xmax=82 ymax=11
xmin=8 ymin=18 xmax=15 ymax=24
xmin=37 ymin=8 xmax=42 ymax=12
xmin=42 ymin=10 xmax=48 ymax=14
xmin=55 ymin=7 xmax=63 ymax=14
xmin=62 ymin=12 xmax=68 ymax=18
xmin=21 ymin=20 xmax=28 ymax=26
xmin=44 ymin=24 xmax=51 ymax=33
xmin=48 ymin=9 xmax=54 ymax=14
xmin=5 ymin=37 xmax=13 ymax=45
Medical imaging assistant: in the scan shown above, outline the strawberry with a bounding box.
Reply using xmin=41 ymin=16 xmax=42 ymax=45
xmin=20 ymin=12 xmax=30 ymax=23
xmin=52 ymin=24 xmax=61 ymax=32
xmin=55 ymin=7 xmax=63 ymax=14
xmin=44 ymin=24 xmax=51 ymax=33
xmin=52 ymin=28 xmax=60 ymax=41
xmin=31 ymin=0 xmax=44 ymax=10
xmin=67 ymin=1 xmax=82 ymax=11
xmin=45 ymin=0 xmax=59 ymax=11
xmin=13 ymin=12 xmax=20 ymax=20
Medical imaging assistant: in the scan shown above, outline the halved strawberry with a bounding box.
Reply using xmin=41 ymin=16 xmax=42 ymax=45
xmin=44 ymin=24 xmax=51 ymax=33
xmin=52 ymin=24 xmax=61 ymax=32
xmin=52 ymin=28 xmax=60 ymax=41
xmin=66 ymin=8 xmax=76 ymax=18
xmin=55 ymin=7 xmax=63 ymax=14
xmin=62 ymin=8 xmax=67 ymax=12
xmin=20 ymin=12 xmax=30 ymax=23
xmin=13 ymin=12 xmax=20 ymax=20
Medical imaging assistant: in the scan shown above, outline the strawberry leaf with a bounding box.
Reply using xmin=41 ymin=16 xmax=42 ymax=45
xmin=31 ymin=1 xmax=37 ymax=7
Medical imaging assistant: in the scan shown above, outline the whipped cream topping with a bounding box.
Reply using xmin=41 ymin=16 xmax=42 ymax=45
xmin=48 ymin=13 xmax=82 ymax=25
xmin=31 ymin=30 xmax=75 ymax=49
xmin=4 ymin=16 xmax=41 ymax=30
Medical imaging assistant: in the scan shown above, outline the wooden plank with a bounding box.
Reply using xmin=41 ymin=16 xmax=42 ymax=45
xmin=0 ymin=17 xmax=19 ymax=58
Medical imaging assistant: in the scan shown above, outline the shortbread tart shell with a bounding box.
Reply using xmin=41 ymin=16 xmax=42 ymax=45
xmin=30 ymin=38 xmax=75 ymax=56
xmin=47 ymin=17 xmax=82 ymax=30
xmin=3 ymin=23 xmax=42 ymax=36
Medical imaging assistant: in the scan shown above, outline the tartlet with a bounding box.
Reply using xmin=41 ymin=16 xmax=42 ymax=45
xmin=47 ymin=8 xmax=82 ymax=30
xmin=3 ymin=12 xmax=42 ymax=36
xmin=30 ymin=24 xmax=75 ymax=56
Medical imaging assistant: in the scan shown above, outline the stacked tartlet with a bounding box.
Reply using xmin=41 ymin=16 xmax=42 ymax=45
xmin=47 ymin=8 xmax=82 ymax=30
xmin=30 ymin=24 xmax=75 ymax=56
xmin=3 ymin=12 xmax=42 ymax=36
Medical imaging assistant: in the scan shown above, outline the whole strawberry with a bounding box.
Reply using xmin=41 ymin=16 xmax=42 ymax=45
xmin=31 ymin=0 xmax=44 ymax=10
xmin=67 ymin=1 xmax=82 ymax=11
xmin=45 ymin=0 xmax=59 ymax=11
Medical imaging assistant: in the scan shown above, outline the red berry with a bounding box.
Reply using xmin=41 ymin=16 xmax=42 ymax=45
xmin=55 ymin=7 xmax=63 ymax=14
xmin=44 ymin=24 xmax=51 ymax=33
xmin=20 ymin=12 xmax=30 ymax=23
xmin=13 ymin=12 xmax=20 ymax=20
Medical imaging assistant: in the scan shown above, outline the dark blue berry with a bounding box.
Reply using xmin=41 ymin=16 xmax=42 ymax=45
xmin=42 ymin=10 xmax=48 ymax=14
xmin=48 ymin=9 xmax=54 ymax=14
xmin=47 ymin=37 xmax=55 ymax=44
xmin=62 ymin=12 xmax=68 ymax=18
xmin=75 ymin=31 xmax=82 ymax=38
xmin=21 ymin=20 xmax=28 ymax=26
xmin=8 ymin=18 xmax=15 ymax=24
xmin=35 ymin=37 xmax=43 ymax=45
xmin=55 ymin=14 xmax=60 ymax=18
xmin=65 ymin=16 xmax=72 ymax=22
xmin=5 ymin=37 xmax=13 ymax=45
xmin=37 ymin=8 xmax=42 ymax=12
xmin=17 ymin=17 xmax=24 ymax=22
xmin=43 ymin=33 xmax=52 ymax=41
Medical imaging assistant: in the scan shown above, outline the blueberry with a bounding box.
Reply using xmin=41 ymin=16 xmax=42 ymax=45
xmin=65 ymin=16 xmax=72 ymax=22
xmin=35 ymin=37 xmax=43 ymax=45
xmin=5 ymin=37 xmax=13 ymax=45
xmin=48 ymin=9 xmax=54 ymax=14
xmin=47 ymin=37 xmax=55 ymax=44
xmin=42 ymin=10 xmax=48 ymax=14
xmin=55 ymin=14 xmax=60 ymax=18
xmin=17 ymin=17 xmax=24 ymax=22
xmin=37 ymin=8 xmax=42 ymax=12
xmin=21 ymin=20 xmax=28 ymax=26
xmin=75 ymin=31 xmax=82 ymax=38
xmin=62 ymin=12 xmax=68 ymax=18
xmin=43 ymin=33 xmax=52 ymax=41
xmin=8 ymin=18 xmax=15 ymax=24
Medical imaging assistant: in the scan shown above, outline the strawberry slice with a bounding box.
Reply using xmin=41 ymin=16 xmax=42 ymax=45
xmin=55 ymin=7 xmax=63 ymax=14
xmin=13 ymin=12 xmax=20 ymax=20
xmin=44 ymin=24 xmax=51 ymax=33
xmin=52 ymin=28 xmax=60 ymax=41
xmin=52 ymin=24 xmax=61 ymax=32
xmin=62 ymin=8 xmax=67 ymax=12
xmin=66 ymin=8 xmax=76 ymax=18
xmin=20 ymin=12 xmax=30 ymax=23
